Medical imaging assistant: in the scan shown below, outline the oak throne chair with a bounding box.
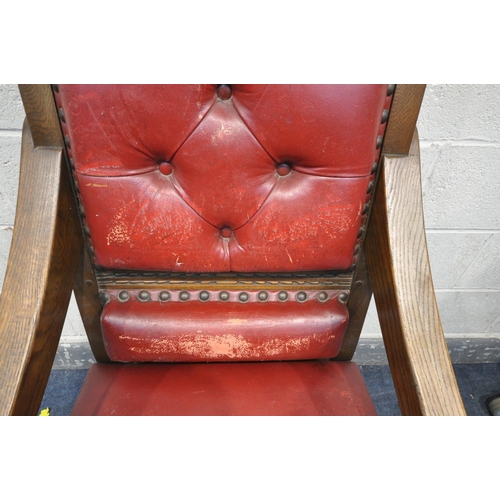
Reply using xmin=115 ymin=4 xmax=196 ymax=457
xmin=0 ymin=84 xmax=466 ymax=416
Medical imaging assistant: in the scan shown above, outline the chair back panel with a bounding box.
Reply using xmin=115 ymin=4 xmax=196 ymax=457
xmin=55 ymin=85 xmax=391 ymax=273
xmin=53 ymin=84 xmax=393 ymax=362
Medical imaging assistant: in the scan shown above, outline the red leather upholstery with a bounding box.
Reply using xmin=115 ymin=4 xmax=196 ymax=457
xmin=71 ymin=361 xmax=376 ymax=416
xmin=55 ymin=85 xmax=390 ymax=273
xmin=102 ymin=294 xmax=348 ymax=362
xmin=54 ymin=84 xmax=392 ymax=365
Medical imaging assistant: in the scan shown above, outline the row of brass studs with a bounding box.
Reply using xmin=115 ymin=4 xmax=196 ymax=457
xmin=52 ymin=84 xmax=97 ymax=261
xmin=352 ymin=84 xmax=395 ymax=268
xmin=113 ymin=290 xmax=349 ymax=304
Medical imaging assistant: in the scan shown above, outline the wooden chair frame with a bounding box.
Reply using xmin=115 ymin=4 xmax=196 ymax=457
xmin=0 ymin=84 xmax=467 ymax=416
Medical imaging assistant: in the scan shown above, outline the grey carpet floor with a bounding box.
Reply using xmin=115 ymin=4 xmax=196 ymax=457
xmin=38 ymin=363 xmax=500 ymax=416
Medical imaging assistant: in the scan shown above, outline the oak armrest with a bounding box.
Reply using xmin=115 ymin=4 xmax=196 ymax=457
xmin=366 ymin=129 xmax=466 ymax=415
xmin=0 ymin=120 xmax=82 ymax=415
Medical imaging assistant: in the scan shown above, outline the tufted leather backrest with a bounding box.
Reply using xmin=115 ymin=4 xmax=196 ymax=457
xmin=53 ymin=84 xmax=394 ymax=363
xmin=55 ymin=85 xmax=391 ymax=273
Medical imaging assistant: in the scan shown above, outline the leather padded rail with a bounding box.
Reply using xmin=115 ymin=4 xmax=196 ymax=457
xmin=102 ymin=294 xmax=349 ymax=362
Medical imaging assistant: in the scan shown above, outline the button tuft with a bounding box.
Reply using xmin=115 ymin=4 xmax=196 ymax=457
xmin=217 ymin=85 xmax=232 ymax=100
xmin=220 ymin=227 xmax=232 ymax=238
xmin=159 ymin=161 xmax=173 ymax=176
xmin=276 ymin=163 xmax=291 ymax=176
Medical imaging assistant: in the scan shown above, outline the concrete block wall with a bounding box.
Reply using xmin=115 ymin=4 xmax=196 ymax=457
xmin=0 ymin=85 xmax=22 ymax=292
xmin=1 ymin=84 xmax=499 ymax=366
xmin=360 ymin=84 xmax=500 ymax=363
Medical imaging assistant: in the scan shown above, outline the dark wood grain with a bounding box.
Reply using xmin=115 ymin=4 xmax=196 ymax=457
xmin=382 ymin=84 xmax=426 ymax=156
xmin=337 ymin=84 xmax=426 ymax=360
xmin=0 ymin=121 xmax=82 ymax=415
xmin=73 ymin=247 xmax=110 ymax=362
xmin=336 ymin=249 xmax=372 ymax=360
xmin=366 ymin=129 xmax=466 ymax=415
xmin=20 ymin=84 xmax=109 ymax=363
xmin=18 ymin=85 xmax=64 ymax=149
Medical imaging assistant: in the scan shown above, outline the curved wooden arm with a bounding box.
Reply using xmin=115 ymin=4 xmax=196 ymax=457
xmin=366 ymin=129 xmax=466 ymax=416
xmin=0 ymin=120 xmax=82 ymax=415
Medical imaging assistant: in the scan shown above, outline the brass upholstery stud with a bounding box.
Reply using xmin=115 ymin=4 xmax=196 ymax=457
xmin=338 ymin=292 xmax=349 ymax=304
xmin=371 ymin=162 xmax=378 ymax=174
xmin=317 ymin=291 xmax=328 ymax=302
xmin=179 ymin=291 xmax=190 ymax=301
xmin=64 ymin=135 xmax=71 ymax=149
xmin=219 ymin=291 xmax=230 ymax=302
xmin=278 ymin=291 xmax=288 ymax=302
xmin=376 ymin=135 xmax=383 ymax=149
xmin=296 ymin=291 xmax=307 ymax=302
xmin=258 ymin=291 xmax=269 ymax=302
xmin=199 ymin=291 xmax=210 ymax=302
xmin=159 ymin=291 xmax=171 ymax=302
xmin=367 ymin=181 xmax=374 ymax=194
xmin=118 ymin=290 xmax=130 ymax=302
xmin=238 ymin=292 xmax=249 ymax=303
xmin=138 ymin=290 xmax=150 ymax=302
xmin=58 ymin=108 xmax=66 ymax=123
xmin=362 ymin=203 xmax=369 ymax=215
xmin=381 ymin=109 xmax=389 ymax=124
xmin=387 ymin=84 xmax=396 ymax=96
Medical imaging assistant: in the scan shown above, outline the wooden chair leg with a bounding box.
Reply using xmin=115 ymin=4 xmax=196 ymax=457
xmin=0 ymin=120 xmax=82 ymax=415
xmin=73 ymin=246 xmax=110 ymax=362
xmin=366 ymin=129 xmax=466 ymax=416
xmin=336 ymin=249 xmax=372 ymax=360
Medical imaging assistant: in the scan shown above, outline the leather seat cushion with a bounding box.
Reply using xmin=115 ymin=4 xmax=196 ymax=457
xmin=71 ymin=361 xmax=377 ymax=416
